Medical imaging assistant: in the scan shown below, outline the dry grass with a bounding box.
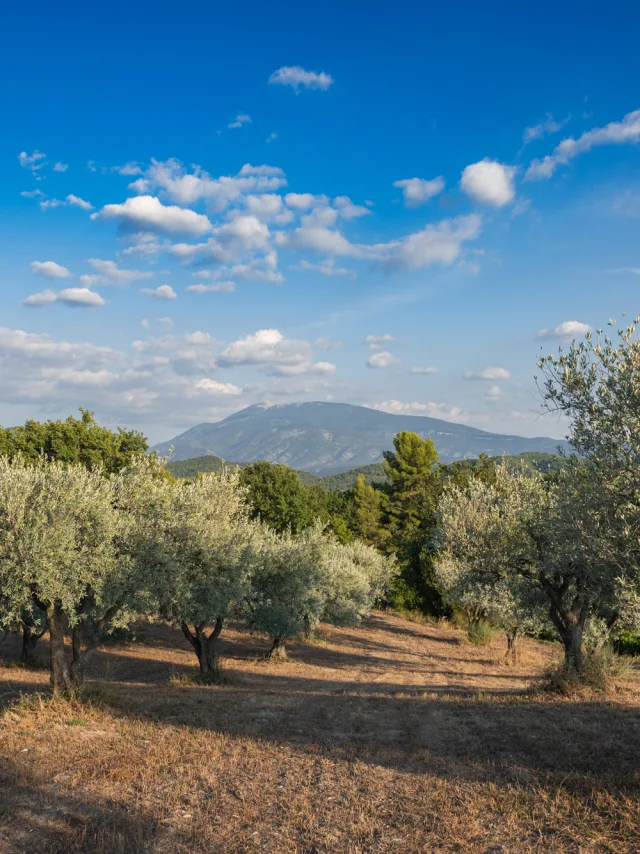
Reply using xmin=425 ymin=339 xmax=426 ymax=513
xmin=1 ymin=613 xmax=639 ymax=853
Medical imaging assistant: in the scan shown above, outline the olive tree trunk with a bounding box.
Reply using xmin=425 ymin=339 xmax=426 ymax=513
xmin=181 ymin=618 xmax=224 ymax=675
xmin=546 ymin=589 xmax=588 ymax=671
xmin=504 ymin=628 xmax=520 ymax=665
xmin=266 ymin=636 xmax=287 ymax=660
xmin=47 ymin=603 xmax=74 ymax=693
xmin=20 ymin=624 xmax=45 ymax=664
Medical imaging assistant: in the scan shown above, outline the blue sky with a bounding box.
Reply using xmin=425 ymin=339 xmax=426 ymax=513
xmin=1 ymin=0 xmax=639 ymax=443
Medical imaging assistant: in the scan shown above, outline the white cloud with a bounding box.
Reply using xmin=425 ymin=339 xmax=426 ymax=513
xmin=114 ymin=162 xmax=144 ymax=176
xmin=193 ymin=378 xmax=242 ymax=395
xmin=79 ymin=258 xmax=153 ymax=288
xmin=301 ymin=206 xmax=339 ymax=228
xmin=219 ymin=329 xmax=300 ymax=366
xmin=485 ymin=384 xmax=503 ymax=399
xmin=463 ymin=366 xmax=510 ymax=380
xmin=370 ymin=399 xmax=468 ymax=421
xmin=93 ymin=195 xmax=212 ymax=236
xmin=266 ymin=133 xmax=278 ymax=143
xmin=291 ymin=258 xmax=353 ymax=277
xmin=460 ymin=159 xmax=516 ymax=207
xmin=39 ymin=199 xmax=63 ymax=210
xmin=171 ymin=215 xmax=271 ymax=264
xmin=228 ymin=113 xmax=252 ymax=129
xmin=218 ymin=328 xmax=331 ymax=376
xmin=536 ymin=320 xmax=593 ymax=340
xmin=21 ymin=189 xmax=46 ymax=199
xmin=23 ymin=288 xmax=106 ymax=308
xmin=128 ymin=159 xmax=286 ymax=210
xmin=375 ymin=214 xmax=482 ymax=270
xmin=18 ymin=150 xmax=47 ymax=172
xmin=284 ymin=192 xmax=329 ymax=210
xmin=65 ymin=194 xmax=93 ymax=211
xmin=366 ymin=351 xmax=400 ymax=369
xmin=270 ymin=360 xmax=336 ymax=377
xmin=365 ymin=334 xmax=396 ymax=351
xmin=242 ymin=193 xmax=294 ymax=223
xmin=333 ymin=196 xmax=371 ymax=219
xmin=282 ymin=215 xmax=482 ymax=272
xmin=608 ymin=266 xmax=640 ymax=276
xmin=522 ymin=114 xmax=569 ymax=145
xmin=53 ymin=162 xmax=69 ymax=172
xmin=0 ymin=324 xmax=254 ymax=423
xmin=184 ymin=331 xmax=212 ymax=344
xmin=141 ymin=285 xmax=177 ymax=300
xmin=410 ymin=366 xmax=437 ymax=374
xmin=393 ymin=176 xmax=445 ymax=207
xmin=186 ymin=281 xmax=236 ymax=293
xmin=30 ymin=260 xmax=71 ymax=279
xmin=38 ymin=194 xmax=94 ymax=212
xmin=526 ymin=109 xmax=640 ymax=180
xmin=268 ymin=66 xmax=334 ymax=92
xmin=277 ymin=225 xmax=355 ymax=256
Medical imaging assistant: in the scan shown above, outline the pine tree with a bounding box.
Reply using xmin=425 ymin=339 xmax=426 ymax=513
xmin=382 ymin=432 xmax=444 ymax=614
xmin=354 ymin=474 xmax=388 ymax=548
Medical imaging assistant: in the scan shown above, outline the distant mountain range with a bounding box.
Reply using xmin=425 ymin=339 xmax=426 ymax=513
xmin=153 ymin=402 xmax=568 ymax=476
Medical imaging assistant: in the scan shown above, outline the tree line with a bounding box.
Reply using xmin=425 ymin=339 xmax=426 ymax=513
xmin=1 ymin=317 xmax=639 ymax=686
xmin=0 ymin=413 xmax=394 ymax=691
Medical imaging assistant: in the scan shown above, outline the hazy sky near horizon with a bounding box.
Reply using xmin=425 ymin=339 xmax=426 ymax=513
xmin=1 ymin=0 xmax=639 ymax=443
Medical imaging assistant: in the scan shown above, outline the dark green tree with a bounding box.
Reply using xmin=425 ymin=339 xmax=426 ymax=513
xmin=239 ymin=461 xmax=316 ymax=534
xmin=381 ymin=432 xmax=444 ymax=614
xmin=440 ymin=453 xmax=497 ymax=491
xmin=0 ymin=410 xmax=148 ymax=665
xmin=0 ymin=409 xmax=148 ymax=473
xmin=354 ymin=474 xmax=388 ymax=549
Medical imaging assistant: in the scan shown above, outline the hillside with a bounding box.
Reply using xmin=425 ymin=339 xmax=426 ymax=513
xmin=152 ymin=402 xmax=568 ymax=475
xmin=164 ymin=451 xmax=568 ymax=491
xmin=165 ymin=454 xmax=228 ymax=479
xmin=2 ymin=613 xmax=638 ymax=853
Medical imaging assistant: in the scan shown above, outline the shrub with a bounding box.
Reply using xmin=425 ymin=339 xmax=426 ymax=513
xmin=467 ymin=618 xmax=496 ymax=646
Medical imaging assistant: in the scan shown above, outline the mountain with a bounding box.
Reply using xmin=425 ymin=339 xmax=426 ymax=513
xmin=152 ymin=402 xmax=568 ymax=476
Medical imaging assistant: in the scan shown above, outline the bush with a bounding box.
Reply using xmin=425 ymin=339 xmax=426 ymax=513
xmin=467 ymin=619 xmax=496 ymax=646
xmin=541 ymin=644 xmax=637 ymax=696
xmin=612 ymin=630 xmax=640 ymax=657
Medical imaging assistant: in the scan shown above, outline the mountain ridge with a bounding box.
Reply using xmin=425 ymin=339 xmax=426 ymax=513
xmin=153 ymin=402 xmax=568 ymax=476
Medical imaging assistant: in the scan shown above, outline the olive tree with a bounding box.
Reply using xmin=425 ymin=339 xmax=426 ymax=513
xmin=434 ymin=465 xmax=625 ymax=670
xmin=244 ymin=525 xmax=327 ymax=658
xmin=0 ymin=455 xmax=171 ymax=691
xmin=159 ymin=470 xmax=257 ymax=676
xmin=245 ymin=524 xmax=396 ymax=657
xmin=321 ymin=538 xmax=396 ymax=626
xmin=434 ymin=556 xmax=547 ymax=662
xmin=538 ymin=319 xmax=640 ymax=637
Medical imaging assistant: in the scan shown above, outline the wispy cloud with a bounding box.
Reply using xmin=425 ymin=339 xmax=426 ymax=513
xmin=526 ymin=108 xmax=640 ymax=180
xmin=228 ymin=113 xmax=252 ymax=129
xmin=268 ymin=66 xmax=334 ymax=92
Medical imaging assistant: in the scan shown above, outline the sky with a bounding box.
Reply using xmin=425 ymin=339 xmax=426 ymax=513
xmin=1 ymin=0 xmax=639 ymax=444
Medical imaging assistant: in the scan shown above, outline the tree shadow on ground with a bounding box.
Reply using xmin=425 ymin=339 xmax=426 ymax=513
xmin=0 ymin=756 xmax=172 ymax=854
xmin=79 ymin=667 xmax=640 ymax=795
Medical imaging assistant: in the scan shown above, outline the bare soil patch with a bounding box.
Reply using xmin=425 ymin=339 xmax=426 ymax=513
xmin=1 ymin=613 xmax=638 ymax=853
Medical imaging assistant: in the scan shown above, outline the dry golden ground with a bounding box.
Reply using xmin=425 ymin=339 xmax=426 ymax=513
xmin=0 ymin=613 xmax=639 ymax=854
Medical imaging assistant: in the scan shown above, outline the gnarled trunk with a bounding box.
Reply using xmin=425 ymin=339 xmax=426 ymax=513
xmin=266 ymin=636 xmax=287 ymax=660
xmin=20 ymin=625 xmax=40 ymax=664
xmin=47 ymin=603 xmax=74 ymax=693
xmin=181 ymin=618 xmax=224 ymax=675
xmin=504 ymin=628 xmax=520 ymax=665
xmin=559 ymin=622 xmax=584 ymax=671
